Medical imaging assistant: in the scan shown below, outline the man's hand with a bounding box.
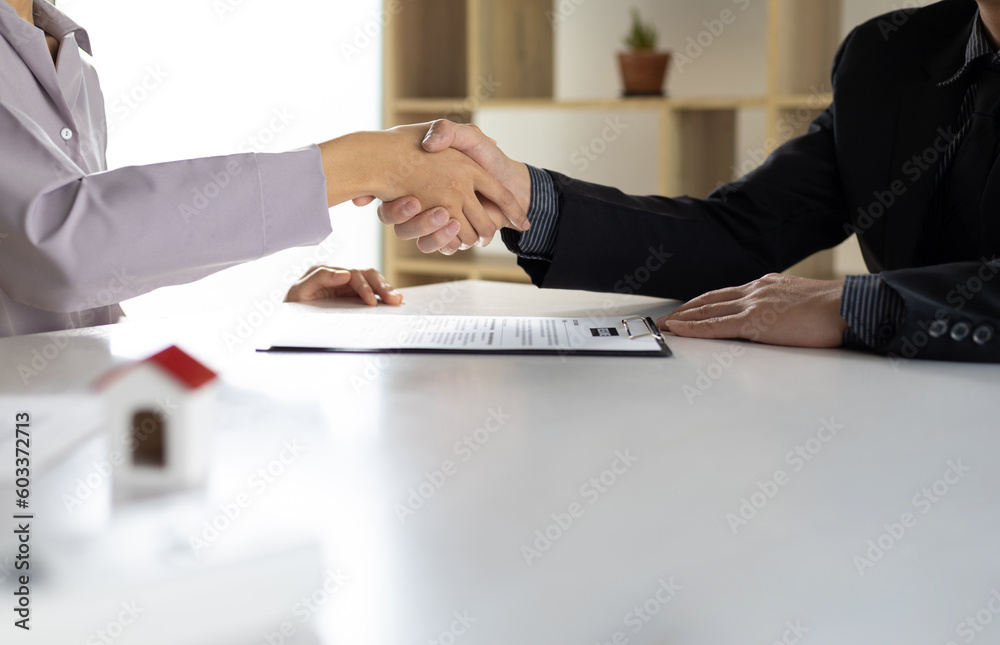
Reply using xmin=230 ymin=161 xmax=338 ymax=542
xmin=658 ymin=274 xmax=848 ymax=348
xmin=285 ymin=266 xmax=403 ymax=307
xmin=354 ymin=120 xmax=533 ymax=254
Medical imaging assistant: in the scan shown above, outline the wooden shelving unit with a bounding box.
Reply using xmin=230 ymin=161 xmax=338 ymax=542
xmin=383 ymin=0 xmax=844 ymax=287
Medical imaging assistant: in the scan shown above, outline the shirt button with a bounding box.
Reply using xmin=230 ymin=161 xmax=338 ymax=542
xmin=60 ymin=127 xmax=73 ymax=141
xmin=950 ymin=322 xmax=971 ymax=342
xmin=973 ymin=325 xmax=994 ymax=346
xmin=928 ymin=319 xmax=949 ymax=338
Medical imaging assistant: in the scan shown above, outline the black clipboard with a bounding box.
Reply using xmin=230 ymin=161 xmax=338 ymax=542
xmin=257 ymin=315 xmax=671 ymax=358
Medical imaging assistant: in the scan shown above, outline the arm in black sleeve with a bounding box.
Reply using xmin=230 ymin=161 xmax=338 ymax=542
xmin=510 ymin=31 xmax=860 ymax=300
xmin=875 ymin=260 xmax=1000 ymax=362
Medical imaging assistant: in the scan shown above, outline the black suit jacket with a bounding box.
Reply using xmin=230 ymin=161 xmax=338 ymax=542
xmin=516 ymin=0 xmax=1000 ymax=363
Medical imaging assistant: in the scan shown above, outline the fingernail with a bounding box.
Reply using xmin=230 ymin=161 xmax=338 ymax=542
xmin=432 ymin=209 xmax=448 ymax=226
xmin=445 ymin=220 xmax=461 ymax=236
xmin=423 ymin=132 xmax=441 ymax=144
xmin=403 ymin=201 xmax=419 ymax=217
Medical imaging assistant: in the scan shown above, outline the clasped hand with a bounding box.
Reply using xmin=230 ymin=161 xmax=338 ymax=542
xmin=355 ymin=120 xmax=533 ymax=254
xmin=347 ymin=122 xmax=531 ymax=252
xmin=291 ymin=122 xmax=526 ymax=307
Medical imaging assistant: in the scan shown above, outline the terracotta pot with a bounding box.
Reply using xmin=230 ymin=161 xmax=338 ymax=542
xmin=618 ymin=50 xmax=671 ymax=97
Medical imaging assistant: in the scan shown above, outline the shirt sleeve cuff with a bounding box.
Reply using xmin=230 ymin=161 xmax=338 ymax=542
xmin=501 ymin=165 xmax=560 ymax=261
xmin=840 ymin=274 xmax=906 ymax=350
xmin=255 ymin=145 xmax=333 ymax=256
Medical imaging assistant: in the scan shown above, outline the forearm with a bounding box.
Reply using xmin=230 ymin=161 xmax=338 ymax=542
xmin=510 ymin=168 xmax=792 ymax=298
xmin=1 ymin=144 xmax=330 ymax=312
xmin=840 ymin=263 xmax=1000 ymax=362
xmin=507 ymin=103 xmax=851 ymax=297
xmin=318 ymin=131 xmax=401 ymax=207
xmin=880 ymin=261 xmax=1000 ymax=361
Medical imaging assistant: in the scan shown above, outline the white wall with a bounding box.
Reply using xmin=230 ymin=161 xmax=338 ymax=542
xmin=842 ymin=0 xmax=938 ymax=36
xmin=554 ymin=0 xmax=767 ymax=101
xmin=479 ymin=0 xmax=769 ymax=200
xmin=551 ymin=0 xmax=938 ymax=102
xmin=61 ymin=0 xmax=384 ymax=319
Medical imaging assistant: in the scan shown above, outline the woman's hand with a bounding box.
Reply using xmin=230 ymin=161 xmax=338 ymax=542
xmin=284 ymin=266 xmax=403 ymax=307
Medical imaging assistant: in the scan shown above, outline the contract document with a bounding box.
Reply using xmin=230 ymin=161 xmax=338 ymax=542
xmin=258 ymin=314 xmax=672 ymax=357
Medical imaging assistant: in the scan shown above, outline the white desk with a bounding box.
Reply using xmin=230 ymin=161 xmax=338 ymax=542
xmin=1 ymin=280 xmax=999 ymax=645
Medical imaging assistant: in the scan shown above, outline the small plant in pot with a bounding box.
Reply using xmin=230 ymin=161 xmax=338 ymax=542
xmin=618 ymin=8 xmax=671 ymax=97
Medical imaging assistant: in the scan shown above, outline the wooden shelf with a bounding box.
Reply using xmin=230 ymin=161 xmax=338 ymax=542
xmin=387 ymin=0 xmax=468 ymax=100
xmin=395 ymin=256 xmax=521 ymax=276
xmin=773 ymin=93 xmax=834 ymax=109
xmin=475 ymin=0 xmax=553 ymax=100
xmin=394 ymin=96 xmax=770 ymax=115
xmin=668 ymin=96 xmax=768 ymax=110
xmin=773 ymin=0 xmax=842 ymax=95
xmin=393 ymin=254 xmax=531 ymax=287
xmin=394 ymin=98 xmax=474 ymax=113
xmin=384 ymin=0 xmax=848 ymax=286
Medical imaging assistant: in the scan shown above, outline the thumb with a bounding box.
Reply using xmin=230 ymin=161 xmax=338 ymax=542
xmin=422 ymin=119 xmax=486 ymax=154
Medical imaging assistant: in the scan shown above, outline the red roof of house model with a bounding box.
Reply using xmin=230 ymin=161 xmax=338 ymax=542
xmin=94 ymin=345 xmax=218 ymax=392
xmin=147 ymin=346 xmax=218 ymax=390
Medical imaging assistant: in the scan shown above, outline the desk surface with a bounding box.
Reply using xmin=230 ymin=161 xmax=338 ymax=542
xmin=1 ymin=280 xmax=998 ymax=645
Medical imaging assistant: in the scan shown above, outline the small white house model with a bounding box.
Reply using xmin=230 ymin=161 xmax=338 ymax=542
xmin=94 ymin=346 xmax=218 ymax=501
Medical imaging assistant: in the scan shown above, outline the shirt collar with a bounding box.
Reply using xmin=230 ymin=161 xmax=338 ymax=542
xmin=0 ymin=1 xmax=92 ymax=55
xmin=940 ymin=10 xmax=998 ymax=86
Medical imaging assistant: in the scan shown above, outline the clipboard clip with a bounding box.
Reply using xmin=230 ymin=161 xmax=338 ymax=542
xmin=621 ymin=316 xmax=663 ymax=341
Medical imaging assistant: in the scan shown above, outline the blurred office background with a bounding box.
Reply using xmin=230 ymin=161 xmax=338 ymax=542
xmin=61 ymin=0 xmax=935 ymax=320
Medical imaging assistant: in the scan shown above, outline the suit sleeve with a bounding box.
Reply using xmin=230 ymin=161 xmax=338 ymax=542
xmin=522 ymin=114 xmax=852 ymax=300
xmin=872 ymin=261 xmax=1000 ymax=362
xmin=515 ymin=100 xmax=854 ymax=300
xmin=512 ymin=34 xmax=859 ymax=301
xmin=0 ymin=100 xmax=331 ymax=313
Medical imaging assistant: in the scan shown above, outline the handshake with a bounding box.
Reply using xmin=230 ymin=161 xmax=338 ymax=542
xmin=318 ymin=120 xmax=531 ymax=255
xmin=304 ymin=119 xmax=853 ymax=351
xmin=286 ymin=120 xmax=528 ymax=307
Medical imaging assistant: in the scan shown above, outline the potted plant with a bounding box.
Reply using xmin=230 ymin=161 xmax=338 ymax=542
xmin=618 ymin=8 xmax=671 ymax=97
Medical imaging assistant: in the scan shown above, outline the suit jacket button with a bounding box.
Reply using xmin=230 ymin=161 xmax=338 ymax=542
xmin=950 ymin=322 xmax=971 ymax=341
xmin=928 ymin=319 xmax=949 ymax=338
xmin=973 ymin=325 xmax=994 ymax=346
